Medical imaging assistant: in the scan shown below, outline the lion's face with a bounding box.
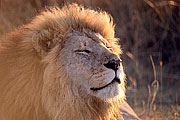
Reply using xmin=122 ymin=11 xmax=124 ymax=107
xmin=61 ymin=30 xmax=125 ymax=99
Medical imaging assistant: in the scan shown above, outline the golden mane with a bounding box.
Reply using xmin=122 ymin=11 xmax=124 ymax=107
xmin=0 ymin=4 xmax=124 ymax=120
xmin=28 ymin=3 xmax=122 ymax=55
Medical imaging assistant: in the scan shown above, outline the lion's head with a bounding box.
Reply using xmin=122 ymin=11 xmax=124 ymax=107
xmin=63 ymin=30 xmax=125 ymax=99
xmin=0 ymin=4 xmax=125 ymax=120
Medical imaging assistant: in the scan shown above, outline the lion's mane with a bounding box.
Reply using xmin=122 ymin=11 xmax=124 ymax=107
xmin=0 ymin=4 xmax=125 ymax=120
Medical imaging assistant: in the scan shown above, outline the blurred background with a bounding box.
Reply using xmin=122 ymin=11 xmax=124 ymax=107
xmin=0 ymin=0 xmax=179 ymax=119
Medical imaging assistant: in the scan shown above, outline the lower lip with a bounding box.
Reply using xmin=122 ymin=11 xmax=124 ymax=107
xmin=90 ymin=77 xmax=120 ymax=91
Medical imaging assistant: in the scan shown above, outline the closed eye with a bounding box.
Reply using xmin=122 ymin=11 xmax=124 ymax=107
xmin=83 ymin=50 xmax=91 ymax=53
xmin=74 ymin=49 xmax=91 ymax=54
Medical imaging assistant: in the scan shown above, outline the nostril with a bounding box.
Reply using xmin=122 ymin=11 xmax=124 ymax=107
xmin=104 ymin=59 xmax=121 ymax=71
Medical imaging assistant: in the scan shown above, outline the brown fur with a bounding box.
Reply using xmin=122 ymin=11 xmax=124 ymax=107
xmin=0 ymin=4 xmax=124 ymax=120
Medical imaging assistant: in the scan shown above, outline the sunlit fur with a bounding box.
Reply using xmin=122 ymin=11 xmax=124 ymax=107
xmin=0 ymin=4 xmax=125 ymax=120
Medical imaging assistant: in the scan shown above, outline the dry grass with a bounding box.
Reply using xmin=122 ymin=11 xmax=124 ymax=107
xmin=0 ymin=0 xmax=180 ymax=119
xmin=135 ymin=105 xmax=180 ymax=120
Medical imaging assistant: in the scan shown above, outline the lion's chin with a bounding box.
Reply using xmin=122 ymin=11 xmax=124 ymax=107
xmin=90 ymin=83 xmax=124 ymax=100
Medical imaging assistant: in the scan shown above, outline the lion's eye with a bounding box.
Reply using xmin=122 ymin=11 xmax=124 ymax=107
xmin=83 ymin=50 xmax=91 ymax=53
xmin=74 ymin=49 xmax=91 ymax=54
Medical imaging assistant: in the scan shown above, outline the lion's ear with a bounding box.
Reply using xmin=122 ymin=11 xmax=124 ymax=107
xmin=32 ymin=30 xmax=58 ymax=57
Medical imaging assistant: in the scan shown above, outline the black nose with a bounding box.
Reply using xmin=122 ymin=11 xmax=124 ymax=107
xmin=104 ymin=59 xmax=121 ymax=71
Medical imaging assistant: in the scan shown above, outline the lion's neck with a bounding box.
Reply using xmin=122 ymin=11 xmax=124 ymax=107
xmin=54 ymin=96 xmax=121 ymax=120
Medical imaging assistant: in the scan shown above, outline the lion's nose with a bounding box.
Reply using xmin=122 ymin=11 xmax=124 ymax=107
xmin=104 ymin=59 xmax=121 ymax=71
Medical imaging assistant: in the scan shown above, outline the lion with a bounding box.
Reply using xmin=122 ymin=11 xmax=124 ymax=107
xmin=0 ymin=3 xmax=139 ymax=120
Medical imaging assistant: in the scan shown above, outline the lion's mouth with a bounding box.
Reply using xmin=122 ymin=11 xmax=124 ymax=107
xmin=90 ymin=77 xmax=121 ymax=91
